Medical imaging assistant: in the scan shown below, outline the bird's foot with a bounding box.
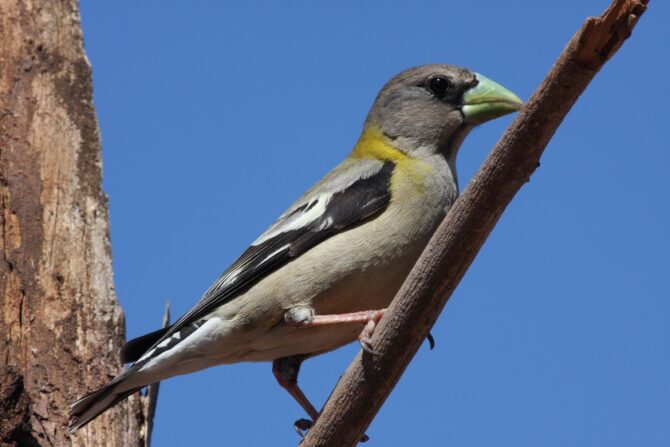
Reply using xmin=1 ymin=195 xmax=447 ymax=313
xmin=293 ymin=418 xmax=370 ymax=443
xmin=294 ymin=418 xmax=313 ymax=438
xmin=357 ymin=310 xmax=385 ymax=355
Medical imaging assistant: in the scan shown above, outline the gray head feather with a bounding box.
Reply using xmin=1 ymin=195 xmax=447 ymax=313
xmin=365 ymin=64 xmax=478 ymax=157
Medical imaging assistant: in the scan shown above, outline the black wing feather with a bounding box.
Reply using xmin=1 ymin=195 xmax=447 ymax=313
xmin=121 ymin=327 xmax=170 ymax=363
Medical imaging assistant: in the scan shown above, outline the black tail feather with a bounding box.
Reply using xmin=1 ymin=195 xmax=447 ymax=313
xmin=69 ymin=381 xmax=142 ymax=432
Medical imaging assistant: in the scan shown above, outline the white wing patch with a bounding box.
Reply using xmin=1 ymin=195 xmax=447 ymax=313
xmin=138 ymin=347 xmax=156 ymax=362
xmin=252 ymin=194 xmax=330 ymax=246
xmin=216 ymin=243 xmax=288 ymax=290
xmin=219 ymin=269 xmax=240 ymax=289
xmin=258 ymin=244 xmax=291 ymax=266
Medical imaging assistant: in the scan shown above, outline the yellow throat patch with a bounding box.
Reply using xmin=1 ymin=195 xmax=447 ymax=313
xmin=351 ymin=127 xmax=431 ymax=193
xmin=350 ymin=126 xmax=408 ymax=162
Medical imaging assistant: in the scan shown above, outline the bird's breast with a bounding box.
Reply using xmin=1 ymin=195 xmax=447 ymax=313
xmin=213 ymin=154 xmax=457 ymax=362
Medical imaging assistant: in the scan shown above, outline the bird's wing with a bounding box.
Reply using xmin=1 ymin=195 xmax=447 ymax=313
xmin=131 ymin=158 xmax=395 ymax=361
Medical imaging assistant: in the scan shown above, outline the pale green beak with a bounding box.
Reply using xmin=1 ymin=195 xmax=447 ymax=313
xmin=461 ymin=73 xmax=523 ymax=124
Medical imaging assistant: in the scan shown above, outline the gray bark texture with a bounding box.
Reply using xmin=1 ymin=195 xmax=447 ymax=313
xmin=0 ymin=0 xmax=150 ymax=445
xmin=300 ymin=0 xmax=649 ymax=445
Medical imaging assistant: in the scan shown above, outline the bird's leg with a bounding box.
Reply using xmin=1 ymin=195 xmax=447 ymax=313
xmin=286 ymin=308 xmax=386 ymax=355
xmin=272 ymin=355 xmax=370 ymax=442
xmin=272 ymin=355 xmax=320 ymax=437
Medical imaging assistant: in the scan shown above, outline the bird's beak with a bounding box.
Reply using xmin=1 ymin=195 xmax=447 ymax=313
xmin=461 ymin=73 xmax=523 ymax=124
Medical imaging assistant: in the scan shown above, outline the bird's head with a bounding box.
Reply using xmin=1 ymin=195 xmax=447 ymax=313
xmin=364 ymin=64 xmax=522 ymax=159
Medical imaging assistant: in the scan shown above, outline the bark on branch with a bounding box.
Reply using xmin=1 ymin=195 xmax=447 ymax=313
xmin=301 ymin=1 xmax=649 ymax=445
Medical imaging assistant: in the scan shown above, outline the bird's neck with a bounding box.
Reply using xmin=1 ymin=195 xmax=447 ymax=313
xmin=350 ymin=125 xmax=473 ymax=190
xmin=440 ymin=124 xmax=474 ymax=186
xmin=350 ymin=127 xmax=411 ymax=162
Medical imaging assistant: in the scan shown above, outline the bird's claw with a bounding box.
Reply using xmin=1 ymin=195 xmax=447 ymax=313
xmin=293 ymin=417 xmax=369 ymax=442
xmin=359 ymin=337 xmax=379 ymax=355
xmin=426 ymin=332 xmax=435 ymax=350
xmin=294 ymin=418 xmax=313 ymax=438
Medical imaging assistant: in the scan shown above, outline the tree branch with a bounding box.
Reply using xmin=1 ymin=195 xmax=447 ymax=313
xmin=142 ymin=302 xmax=170 ymax=447
xmin=300 ymin=1 xmax=649 ymax=445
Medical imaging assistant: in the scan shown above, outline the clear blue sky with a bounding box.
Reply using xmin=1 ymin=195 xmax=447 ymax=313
xmin=80 ymin=1 xmax=669 ymax=445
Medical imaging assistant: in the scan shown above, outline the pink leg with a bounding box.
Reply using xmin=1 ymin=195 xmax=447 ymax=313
xmin=290 ymin=309 xmax=386 ymax=354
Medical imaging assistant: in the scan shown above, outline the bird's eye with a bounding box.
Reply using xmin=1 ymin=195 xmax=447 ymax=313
xmin=427 ymin=76 xmax=450 ymax=98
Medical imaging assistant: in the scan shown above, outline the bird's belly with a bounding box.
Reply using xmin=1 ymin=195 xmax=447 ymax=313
xmin=226 ymin=243 xmax=423 ymax=362
xmin=240 ymin=324 xmax=362 ymax=362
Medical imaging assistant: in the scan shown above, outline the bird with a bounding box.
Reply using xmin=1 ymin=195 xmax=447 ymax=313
xmin=69 ymin=64 xmax=522 ymax=434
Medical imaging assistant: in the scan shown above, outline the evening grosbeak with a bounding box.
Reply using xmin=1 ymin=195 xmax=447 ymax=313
xmin=70 ymin=64 xmax=522 ymax=434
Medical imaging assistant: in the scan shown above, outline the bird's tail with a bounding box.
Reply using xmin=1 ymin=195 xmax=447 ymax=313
xmin=69 ymin=380 xmax=141 ymax=433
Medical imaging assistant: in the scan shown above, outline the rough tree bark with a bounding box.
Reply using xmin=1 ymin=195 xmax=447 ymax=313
xmin=0 ymin=1 xmax=150 ymax=446
xmin=301 ymin=0 xmax=649 ymax=445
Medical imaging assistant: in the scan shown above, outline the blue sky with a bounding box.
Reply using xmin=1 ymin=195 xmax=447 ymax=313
xmin=80 ymin=1 xmax=669 ymax=445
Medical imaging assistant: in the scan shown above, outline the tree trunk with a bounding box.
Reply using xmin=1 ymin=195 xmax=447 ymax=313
xmin=0 ymin=1 xmax=149 ymax=445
